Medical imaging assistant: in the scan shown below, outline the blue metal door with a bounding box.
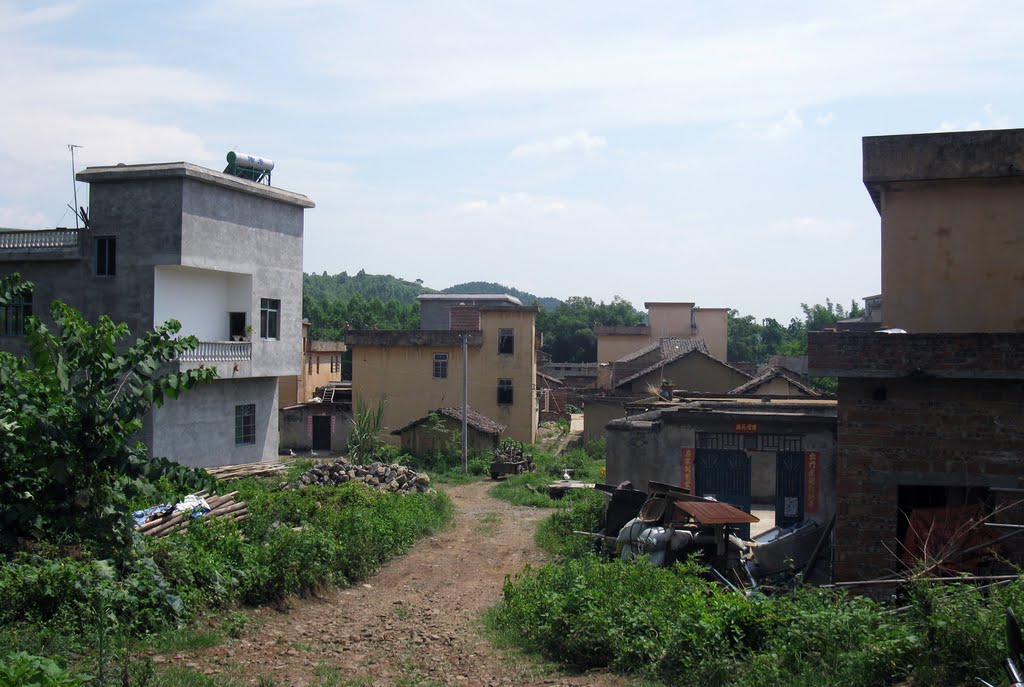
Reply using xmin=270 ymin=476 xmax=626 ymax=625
xmin=695 ymin=449 xmax=752 ymax=538
xmin=775 ymin=451 xmax=805 ymax=529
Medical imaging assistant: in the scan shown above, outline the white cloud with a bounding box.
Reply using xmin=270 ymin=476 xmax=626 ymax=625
xmin=455 ymin=192 xmax=567 ymax=216
xmin=815 ymin=112 xmax=836 ymax=127
xmin=0 ymin=3 xmax=77 ymax=33
xmin=510 ymin=130 xmax=607 ymax=159
xmin=737 ymin=109 xmax=803 ymax=141
xmin=935 ymin=104 xmax=1010 ymax=132
xmin=0 ymin=206 xmax=51 ymax=229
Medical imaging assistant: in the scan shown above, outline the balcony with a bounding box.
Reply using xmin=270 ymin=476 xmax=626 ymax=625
xmin=0 ymin=229 xmax=81 ymax=261
xmin=178 ymin=341 xmax=252 ymax=363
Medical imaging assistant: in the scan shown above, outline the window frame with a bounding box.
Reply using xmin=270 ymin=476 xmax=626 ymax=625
xmin=260 ymin=298 xmax=281 ymax=339
xmin=497 ymin=378 xmax=514 ymax=405
xmin=234 ymin=403 xmax=256 ymax=445
xmin=498 ymin=327 xmax=515 ymax=355
xmin=433 ymin=352 xmax=449 ymax=379
xmin=95 ymin=236 xmax=117 ymax=277
xmin=0 ymin=290 xmax=32 ymax=336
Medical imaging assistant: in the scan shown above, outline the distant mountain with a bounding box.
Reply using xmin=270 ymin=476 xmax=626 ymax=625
xmin=443 ymin=281 xmax=562 ymax=310
xmin=303 ymin=272 xmax=562 ymax=310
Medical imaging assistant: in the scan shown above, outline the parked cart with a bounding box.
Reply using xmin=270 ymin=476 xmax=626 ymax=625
xmin=489 ymin=440 xmax=535 ymax=479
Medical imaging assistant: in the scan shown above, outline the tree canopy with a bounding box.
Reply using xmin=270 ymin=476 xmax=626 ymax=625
xmin=0 ymin=274 xmax=216 ymax=558
xmin=727 ymin=299 xmax=864 ymax=363
xmin=536 ymin=296 xmax=646 ymax=363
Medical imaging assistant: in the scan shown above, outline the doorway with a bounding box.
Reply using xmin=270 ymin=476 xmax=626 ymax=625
xmin=311 ymin=415 xmax=332 ymax=451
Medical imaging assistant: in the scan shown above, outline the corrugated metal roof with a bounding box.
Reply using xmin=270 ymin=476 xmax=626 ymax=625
xmin=673 ymin=500 xmax=760 ymax=525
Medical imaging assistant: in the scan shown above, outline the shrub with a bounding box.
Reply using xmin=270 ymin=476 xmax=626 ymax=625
xmin=0 ymin=652 xmax=86 ymax=687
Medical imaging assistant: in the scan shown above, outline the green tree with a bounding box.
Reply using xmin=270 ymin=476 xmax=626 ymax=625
xmin=0 ymin=274 xmax=216 ymax=558
xmin=536 ymin=296 xmax=645 ymax=362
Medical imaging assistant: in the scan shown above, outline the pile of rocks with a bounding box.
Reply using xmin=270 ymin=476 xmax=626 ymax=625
xmin=298 ymin=459 xmax=432 ymax=494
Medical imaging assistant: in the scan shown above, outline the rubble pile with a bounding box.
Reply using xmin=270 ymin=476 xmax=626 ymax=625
xmin=299 ymin=459 xmax=433 ymax=494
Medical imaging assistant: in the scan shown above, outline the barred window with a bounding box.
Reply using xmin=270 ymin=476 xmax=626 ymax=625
xmin=433 ymin=353 xmax=448 ymax=379
xmin=497 ymin=378 xmax=514 ymax=405
xmin=235 ymin=404 xmax=256 ymax=445
xmin=498 ymin=328 xmax=514 ymax=355
xmin=0 ymin=290 xmax=32 ymax=336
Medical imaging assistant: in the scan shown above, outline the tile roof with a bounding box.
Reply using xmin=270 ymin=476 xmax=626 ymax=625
xmin=615 ymin=337 xmax=708 ymax=363
xmin=391 ymin=406 xmax=505 ymax=436
xmin=613 ymin=348 xmax=751 ymax=389
xmin=728 ymin=366 xmax=822 ymax=396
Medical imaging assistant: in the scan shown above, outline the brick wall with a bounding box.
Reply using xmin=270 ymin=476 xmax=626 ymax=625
xmin=808 ymin=331 xmax=1024 ymax=378
xmin=834 ymin=376 xmax=1024 ymax=581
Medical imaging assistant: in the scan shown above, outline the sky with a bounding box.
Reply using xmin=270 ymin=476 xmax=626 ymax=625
xmin=1 ymin=1 xmax=1022 ymax=322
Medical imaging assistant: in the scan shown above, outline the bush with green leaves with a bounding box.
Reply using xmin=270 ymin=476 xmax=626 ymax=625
xmin=490 ymin=554 xmax=1023 ymax=687
xmin=0 ymin=274 xmax=215 ymax=559
xmin=0 ymin=652 xmax=86 ymax=687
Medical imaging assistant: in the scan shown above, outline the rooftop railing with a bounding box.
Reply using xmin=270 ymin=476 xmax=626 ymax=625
xmin=178 ymin=341 xmax=252 ymax=363
xmin=0 ymin=229 xmax=80 ymax=250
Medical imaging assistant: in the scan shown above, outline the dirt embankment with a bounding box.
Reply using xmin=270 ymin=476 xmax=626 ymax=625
xmin=170 ymin=480 xmax=631 ymax=687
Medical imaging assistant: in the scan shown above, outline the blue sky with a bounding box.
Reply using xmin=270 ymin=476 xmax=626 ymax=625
xmin=1 ymin=1 xmax=1021 ymax=322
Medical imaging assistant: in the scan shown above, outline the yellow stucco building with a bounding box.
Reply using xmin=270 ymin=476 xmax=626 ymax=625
xmin=595 ymin=302 xmax=728 ymax=363
xmin=346 ymin=295 xmax=538 ymax=444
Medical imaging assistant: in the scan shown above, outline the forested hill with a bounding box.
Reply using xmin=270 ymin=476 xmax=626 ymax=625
xmin=303 ymin=270 xmax=433 ymax=305
xmin=303 ymin=272 xmax=561 ymax=309
xmin=442 ymin=282 xmax=561 ymax=310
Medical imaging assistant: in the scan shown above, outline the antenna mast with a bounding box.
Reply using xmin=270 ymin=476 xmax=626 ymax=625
xmin=68 ymin=144 xmax=82 ymax=229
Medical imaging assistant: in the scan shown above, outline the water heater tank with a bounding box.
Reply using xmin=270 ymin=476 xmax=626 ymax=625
xmin=226 ymin=151 xmax=274 ymax=172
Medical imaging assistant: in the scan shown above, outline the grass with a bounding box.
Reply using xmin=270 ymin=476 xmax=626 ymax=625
xmin=488 ymin=441 xmax=607 ymax=509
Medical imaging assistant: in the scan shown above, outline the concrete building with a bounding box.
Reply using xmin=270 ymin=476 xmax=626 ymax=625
xmin=595 ymin=302 xmax=728 ymax=363
xmin=0 ymin=161 xmax=314 ymax=467
xmin=808 ymin=128 xmax=1024 ymax=581
xmin=606 ymin=397 xmax=838 ymax=538
xmin=278 ymin=320 xmax=346 ymax=409
xmin=347 ymin=294 xmax=538 ymax=444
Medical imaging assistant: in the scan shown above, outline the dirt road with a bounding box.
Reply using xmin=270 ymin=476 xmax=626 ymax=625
xmin=175 ymin=480 xmax=631 ymax=686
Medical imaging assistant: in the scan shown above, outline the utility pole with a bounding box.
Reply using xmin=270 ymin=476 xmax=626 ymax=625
xmin=462 ymin=333 xmax=469 ymax=472
xmin=68 ymin=144 xmax=82 ymax=229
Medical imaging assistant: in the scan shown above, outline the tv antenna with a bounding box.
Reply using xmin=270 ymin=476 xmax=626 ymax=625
xmin=68 ymin=144 xmax=83 ymax=229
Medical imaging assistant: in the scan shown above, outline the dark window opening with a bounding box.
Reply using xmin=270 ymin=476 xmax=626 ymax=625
xmin=498 ymin=328 xmax=515 ymax=355
xmin=96 ymin=236 xmax=116 ymax=276
xmin=331 ymin=356 xmax=339 ymax=374
xmin=433 ymin=353 xmax=448 ymax=379
xmin=497 ymin=378 xmax=514 ymax=405
xmin=896 ymin=484 xmax=992 ymax=555
xmin=316 ymin=355 xmax=320 ymax=374
xmin=229 ymin=311 xmax=246 ymax=339
xmin=872 ymin=385 xmax=888 ymax=401
xmin=0 ymin=290 xmax=32 ymax=336
xmin=235 ymin=404 xmax=256 ymax=445
xmin=260 ymin=298 xmax=280 ymax=339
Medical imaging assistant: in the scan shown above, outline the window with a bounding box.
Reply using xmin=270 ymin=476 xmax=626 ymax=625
xmin=0 ymin=290 xmax=32 ymax=336
xmin=316 ymin=355 xmax=321 ymax=374
xmin=235 ymin=404 xmax=256 ymax=445
xmin=331 ymin=356 xmax=339 ymax=374
xmin=95 ymin=236 xmax=116 ymax=276
xmin=433 ymin=353 xmax=448 ymax=379
xmin=498 ymin=328 xmax=514 ymax=355
xmin=307 ymin=356 xmax=312 ymax=375
xmin=260 ymin=298 xmax=280 ymax=339
xmin=497 ymin=378 xmax=514 ymax=405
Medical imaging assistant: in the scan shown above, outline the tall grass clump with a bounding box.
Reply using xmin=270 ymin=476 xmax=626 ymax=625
xmin=489 ymin=553 xmax=1024 ymax=687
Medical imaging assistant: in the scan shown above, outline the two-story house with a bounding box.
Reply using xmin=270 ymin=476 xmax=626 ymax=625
xmin=346 ymin=294 xmax=538 ymax=444
xmin=0 ymin=161 xmax=314 ymax=468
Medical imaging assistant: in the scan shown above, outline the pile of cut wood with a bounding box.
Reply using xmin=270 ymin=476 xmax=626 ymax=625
xmin=135 ymin=491 xmax=249 ymax=538
xmin=206 ymin=461 xmax=288 ymax=481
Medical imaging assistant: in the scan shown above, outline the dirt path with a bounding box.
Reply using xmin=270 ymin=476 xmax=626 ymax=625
xmin=174 ymin=480 xmax=632 ymax=687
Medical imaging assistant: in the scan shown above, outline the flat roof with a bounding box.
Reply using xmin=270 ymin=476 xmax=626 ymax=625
xmin=77 ymin=162 xmax=315 ymax=209
xmin=417 ymin=293 xmax=524 ymax=306
xmin=863 ymin=128 xmax=1024 ymax=212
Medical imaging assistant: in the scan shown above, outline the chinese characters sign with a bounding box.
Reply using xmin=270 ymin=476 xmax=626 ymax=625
xmin=681 ymin=448 xmax=695 ymax=493
xmin=805 ymin=451 xmax=820 ymax=513
xmin=734 ymin=422 xmax=758 ymax=433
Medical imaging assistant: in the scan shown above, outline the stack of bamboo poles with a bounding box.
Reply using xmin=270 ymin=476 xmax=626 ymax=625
xmin=135 ymin=491 xmax=249 ymax=538
xmin=206 ymin=461 xmax=288 ymax=481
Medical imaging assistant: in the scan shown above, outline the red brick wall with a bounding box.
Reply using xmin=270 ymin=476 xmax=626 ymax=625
xmin=834 ymin=377 xmax=1024 ymax=581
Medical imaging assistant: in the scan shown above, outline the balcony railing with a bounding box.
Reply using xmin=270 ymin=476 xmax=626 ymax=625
xmin=0 ymin=229 xmax=80 ymax=250
xmin=178 ymin=341 xmax=252 ymax=363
